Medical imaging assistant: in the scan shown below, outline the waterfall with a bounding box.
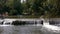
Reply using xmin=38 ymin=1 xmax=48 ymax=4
xmin=2 ymin=19 xmax=12 ymax=25
xmin=2 ymin=19 xmax=6 ymax=25
xmin=43 ymin=19 xmax=49 ymax=25
xmin=36 ymin=20 xmax=40 ymax=26
xmin=3 ymin=21 xmax=6 ymax=25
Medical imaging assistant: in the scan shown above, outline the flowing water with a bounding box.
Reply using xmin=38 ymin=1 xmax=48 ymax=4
xmin=0 ymin=25 xmax=59 ymax=34
xmin=0 ymin=25 xmax=42 ymax=34
xmin=0 ymin=19 xmax=59 ymax=34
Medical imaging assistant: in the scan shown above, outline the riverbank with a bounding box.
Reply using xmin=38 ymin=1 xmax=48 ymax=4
xmin=3 ymin=15 xmax=60 ymax=19
xmin=3 ymin=16 xmax=40 ymax=19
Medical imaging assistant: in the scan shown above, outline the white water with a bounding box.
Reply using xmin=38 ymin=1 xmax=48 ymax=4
xmin=41 ymin=18 xmax=60 ymax=33
xmin=1 ymin=18 xmax=60 ymax=30
xmin=2 ymin=19 xmax=16 ymax=25
xmin=0 ymin=19 xmax=60 ymax=30
xmin=43 ymin=25 xmax=60 ymax=30
xmin=43 ymin=19 xmax=60 ymax=31
xmin=0 ymin=18 xmax=60 ymax=34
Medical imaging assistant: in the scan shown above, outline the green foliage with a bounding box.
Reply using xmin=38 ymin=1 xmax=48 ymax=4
xmin=31 ymin=0 xmax=46 ymax=16
xmin=0 ymin=0 xmax=60 ymax=18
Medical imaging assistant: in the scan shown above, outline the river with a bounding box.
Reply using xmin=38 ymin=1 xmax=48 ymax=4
xmin=0 ymin=18 xmax=59 ymax=34
xmin=0 ymin=25 xmax=59 ymax=34
xmin=0 ymin=25 xmax=42 ymax=34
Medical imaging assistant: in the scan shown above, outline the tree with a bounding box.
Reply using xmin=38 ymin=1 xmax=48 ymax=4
xmin=0 ymin=0 xmax=7 ymax=14
xmin=30 ymin=0 xmax=46 ymax=16
xmin=13 ymin=0 xmax=23 ymax=15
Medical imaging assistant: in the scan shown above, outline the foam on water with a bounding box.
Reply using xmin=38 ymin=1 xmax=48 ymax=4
xmin=3 ymin=19 xmax=16 ymax=25
xmin=43 ymin=24 xmax=60 ymax=30
xmin=42 ymin=18 xmax=60 ymax=31
xmin=0 ymin=25 xmax=14 ymax=27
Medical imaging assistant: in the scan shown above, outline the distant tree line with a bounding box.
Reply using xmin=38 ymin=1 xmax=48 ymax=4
xmin=0 ymin=0 xmax=60 ymax=18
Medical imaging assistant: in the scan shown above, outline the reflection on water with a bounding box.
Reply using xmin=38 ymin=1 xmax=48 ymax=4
xmin=0 ymin=25 xmax=59 ymax=34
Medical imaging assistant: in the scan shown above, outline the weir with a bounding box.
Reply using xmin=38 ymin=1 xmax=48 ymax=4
xmin=0 ymin=18 xmax=43 ymax=26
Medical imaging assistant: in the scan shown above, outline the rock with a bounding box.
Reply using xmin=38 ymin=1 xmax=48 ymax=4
xmin=12 ymin=20 xmax=26 ymax=25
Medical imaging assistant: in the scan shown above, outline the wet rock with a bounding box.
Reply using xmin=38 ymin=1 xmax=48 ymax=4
xmin=49 ymin=21 xmax=55 ymax=25
xmin=12 ymin=20 xmax=26 ymax=25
